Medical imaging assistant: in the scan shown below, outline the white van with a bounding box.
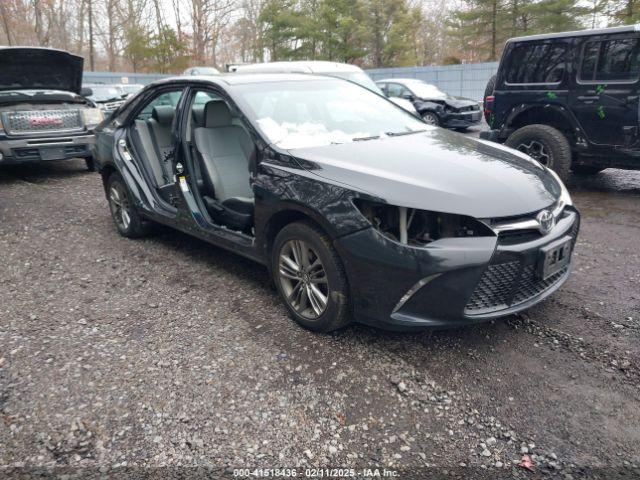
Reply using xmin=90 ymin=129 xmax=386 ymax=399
xmin=230 ymin=61 xmax=417 ymax=114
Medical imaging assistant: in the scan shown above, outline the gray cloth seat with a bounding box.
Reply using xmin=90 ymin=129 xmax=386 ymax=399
xmin=147 ymin=106 xmax=175 ymax=182
xmin=194 ymin=101 xmax=254 ymax=201
xmin=193 ymin=100 xmax=255 ymax=230
xmin=132 ymin=105 xmax=175 ymax=187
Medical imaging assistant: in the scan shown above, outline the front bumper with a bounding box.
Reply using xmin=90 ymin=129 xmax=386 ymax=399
xmin=0 ymin=133 xmax=95 ymax=164
xmin=442 ymin=110 xmax=482 ymax=128
xmin=335 ymin=208 xmax=579 ymax=330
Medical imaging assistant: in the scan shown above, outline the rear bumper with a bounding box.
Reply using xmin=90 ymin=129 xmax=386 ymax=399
xmin=335 ymin=208 xmax=579 ymax=331
xmin=0 ymin=134 xmax=95 ymax=164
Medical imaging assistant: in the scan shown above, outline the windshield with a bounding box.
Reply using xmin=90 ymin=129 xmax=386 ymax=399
xmin=89 ymin=86 xmax=123 ymax=102
xmin=120 ymin=85 xmax=142 ymax=95
xmin=330 ymin=72 xmax=382 ymax=94
xmin=405 ymin=82 xmax=447 ymax=100
xmin=236 ymin=79 xmax=426 ymax=149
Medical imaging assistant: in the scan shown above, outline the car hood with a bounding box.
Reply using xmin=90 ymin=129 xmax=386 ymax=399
xmin=443 ymin=97 xmax=478 ymax=109
xmin=0 ymin=48 xmax=84 ymax=94
xmin=289 ymin=127 xmax=562 ymax=219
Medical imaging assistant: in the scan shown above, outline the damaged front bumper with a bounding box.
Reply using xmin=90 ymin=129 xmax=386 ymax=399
xmin=442 ymin=109 xmax=483 ymax=128
xmin=335 ymin=208 xmax=579 ymax=330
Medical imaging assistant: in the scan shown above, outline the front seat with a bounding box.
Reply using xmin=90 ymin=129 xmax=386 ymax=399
xmin=193 ymin=100 xmax=254 ymax=231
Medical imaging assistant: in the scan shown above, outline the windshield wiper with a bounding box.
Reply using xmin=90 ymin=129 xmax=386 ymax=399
xmin=352 ymin=135 xmax=380 ymax=141
xmin=385 ymin=129 xmax=427 ymax=137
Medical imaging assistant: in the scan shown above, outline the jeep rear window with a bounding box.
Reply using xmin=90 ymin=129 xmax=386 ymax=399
xmin=580 ymin=38 xmax=640 ymax=82
xmin=505 ymin=43 xmax=566 ymax=84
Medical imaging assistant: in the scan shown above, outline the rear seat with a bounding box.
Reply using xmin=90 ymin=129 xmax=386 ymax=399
xmin=132 ymin=106 xmax=175 ymax=187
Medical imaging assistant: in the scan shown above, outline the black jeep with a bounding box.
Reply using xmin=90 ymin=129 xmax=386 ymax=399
xmin=481 ymin=24 xmax=640 ymax=180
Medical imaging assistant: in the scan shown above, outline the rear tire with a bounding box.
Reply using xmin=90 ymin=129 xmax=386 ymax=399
xmin=572 ymin=165 xmax=605 ymax=175
xmin=106 ymin=172 xmax=151 ymax=238
xmin=272 ymin=222 xmax=350 ymax=333
xmin=483 ymin=74 xmax=496 ymax=124
xmin=505 ymin=124 xmax=572 ymax=182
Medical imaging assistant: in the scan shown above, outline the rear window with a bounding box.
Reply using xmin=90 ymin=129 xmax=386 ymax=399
xmin=505 ymin=43 xmax=567 ymax=84
xmin=579 ymin=38 xmax=640 ymax=82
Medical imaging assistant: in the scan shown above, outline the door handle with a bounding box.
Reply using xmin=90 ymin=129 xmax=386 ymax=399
xmin=577 ymin=95 xmax=600 ymax=101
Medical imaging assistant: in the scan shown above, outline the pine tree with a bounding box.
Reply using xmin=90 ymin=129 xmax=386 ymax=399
xmin=449 ymin=0 xmax=509 ymax=61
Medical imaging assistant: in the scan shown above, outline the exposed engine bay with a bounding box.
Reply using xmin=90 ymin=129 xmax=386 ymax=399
xmin=354 ymin=199 xmax=494 ymax=246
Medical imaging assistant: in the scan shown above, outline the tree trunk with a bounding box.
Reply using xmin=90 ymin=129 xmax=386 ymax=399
xmin=490 ymin=0 xmax=497 ymax=61
xmin=0 ymin=3 xmax=13 ymax=45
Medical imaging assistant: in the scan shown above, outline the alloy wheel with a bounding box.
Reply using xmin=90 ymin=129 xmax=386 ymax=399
xmin=109 ymin=183 xmax=131 ymax=231
xmin=516 ymin=140 xmax=550 ymax=165
xmin=422 ymin=112 xmax=439 ymax=125
xmin=278 ymin=239 xmax=329 ymax=319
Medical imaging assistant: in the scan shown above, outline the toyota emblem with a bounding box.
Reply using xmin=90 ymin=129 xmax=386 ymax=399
xmin=536 ymin=209 xmax=555 ymax=234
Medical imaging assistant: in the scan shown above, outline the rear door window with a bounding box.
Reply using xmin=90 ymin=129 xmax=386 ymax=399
xmin=579 ymin=37 xmax=640 ymax=82
xmin=505 ymin=43 xmax=567 ymax=84
xmin=137 ymin=90 xmax=184 ymax=120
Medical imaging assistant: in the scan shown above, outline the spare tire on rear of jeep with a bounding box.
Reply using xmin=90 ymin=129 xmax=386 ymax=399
xmin=505 ymin=124 xmax=572 ymax=182
xmin=483 ymin=75 xmax=496 ymax=124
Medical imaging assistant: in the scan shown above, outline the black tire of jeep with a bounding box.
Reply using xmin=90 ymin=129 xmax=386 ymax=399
xmin=571 ymin=165 xmax=605 ymax=175
xmin=85 ymin=156 xmax=96 ymax=172
xmin=106 ymin=172 xmax=151 ymax=238
xmin=272 ymin=222 xmax=351 ymax=333
xmin=483 ymin=74 xmax=496 ymax=123
xmin=505 ymin=124 xmax=572 ymax=182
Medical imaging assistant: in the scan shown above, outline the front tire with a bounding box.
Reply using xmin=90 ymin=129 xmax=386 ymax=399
xmin=106 ymin=172 xmax=150 ymax=238
xmin=505 ymin=124 xmax=572 ymax=181
xmin=421 ymin=111 xmax=440 ymax=126
xmin=272 ymin=222 xmax=350 ymax=332
xmin=85 ymin=156 xmax=96 ymax=172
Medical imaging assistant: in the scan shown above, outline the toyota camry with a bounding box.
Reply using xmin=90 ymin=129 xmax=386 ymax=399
xmin=92 ymin=74 xmax=579 ymax=332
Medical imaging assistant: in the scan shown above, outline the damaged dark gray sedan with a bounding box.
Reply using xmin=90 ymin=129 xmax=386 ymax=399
xmin=93 ymin=74 xmax=579 ymax=332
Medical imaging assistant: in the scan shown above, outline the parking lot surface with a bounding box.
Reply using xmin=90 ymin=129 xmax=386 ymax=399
xmin=1 ymin=154 xmax=639 ymax=478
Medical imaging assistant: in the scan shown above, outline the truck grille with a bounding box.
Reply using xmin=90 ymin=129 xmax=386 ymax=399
xmin=464 ymin=261 xmax=569 ymax=315
xmin=2 ymin=109 xmax=83 ymax=135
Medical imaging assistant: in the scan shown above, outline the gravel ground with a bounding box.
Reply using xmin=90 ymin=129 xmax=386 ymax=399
xmin=1 ymin=154 xmax=639 ymax=479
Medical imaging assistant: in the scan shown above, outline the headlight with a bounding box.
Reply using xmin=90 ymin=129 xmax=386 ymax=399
xmin=546 ymin=168 xmax=573 ymax=212
xmin=82 ymin=108 xmax=104 ymax=128
xmin=353 ymin=199 xmax=495 ymax=246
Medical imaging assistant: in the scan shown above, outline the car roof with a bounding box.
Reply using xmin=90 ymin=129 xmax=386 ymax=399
xmin=157 ymin=73 xmax=337 ymax=87
xmin=507 ymin=24 xmax=640 ymax=43
xmin=376 ymin=78 xmax=430 ymax=85
xmin=232 ymin=61 xmax=363 ymax=74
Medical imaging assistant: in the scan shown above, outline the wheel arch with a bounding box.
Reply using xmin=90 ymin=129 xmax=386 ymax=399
xmin=260 ymin=203 xmax=339 ymax=260
xmin=505 ymin=105 xmax=579 ymax=144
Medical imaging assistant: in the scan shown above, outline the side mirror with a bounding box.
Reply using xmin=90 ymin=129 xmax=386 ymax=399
xmin=80 ymin=87 xmax=93 ymax=97
xmin=403 ymin=93 xmax=415 ymax=101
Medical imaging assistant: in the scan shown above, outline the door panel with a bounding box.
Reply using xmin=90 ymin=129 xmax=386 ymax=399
xmin=571 ymin=35 xmax=640 ymax=146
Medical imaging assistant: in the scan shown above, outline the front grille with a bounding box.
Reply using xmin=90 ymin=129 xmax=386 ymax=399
xmin=512 ymin=265 xmax=568 ymax=304
xmin=2 ymin=109 xmax=83 ymax=135
xmin=464 ymin=261 xmax=520 ymax=312
xmin=464 ymin=260 xmax=569 ymax=315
